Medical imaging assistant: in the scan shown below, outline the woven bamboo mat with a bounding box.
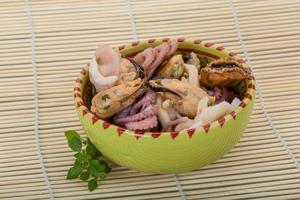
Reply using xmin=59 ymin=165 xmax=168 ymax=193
xmin=1 ymin=0 xmax=300 ymax=199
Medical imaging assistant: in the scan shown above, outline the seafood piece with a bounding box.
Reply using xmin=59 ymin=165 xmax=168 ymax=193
xmin=192 ymin=101 xmax=236 ymax=127
xmin=95 ymin=46 xmax=120 ymax=76
xmin=156 ymin=96 xmax=171 ymax=131
xmin=89 ymin=56 xmax=118 ymax=92
xmin=167 ymin=107 xmax=181 ymax=120
xmin=154 ymin=54 xmax=185 ymax=79
xmin=200 ymin=59 xmax=250 ymax=87
xmin=166 ymin=40 xmax=179 ymax=58
xmin=125 ymin=116 xmax=158 ymax=130
xmin=149 ymin=79 xmax=215 ymax=118
xmin=129 ymin=90 xmax=156 ymax=115
xmin=196 ymin=96 xmax=209 ymax=115
xmin=133 ymin=48 xmax=155 ymax=70
xmin=119 ymin=58 xmax=136 ymax=73
xmin=180 ymin=76 xmax=189 ymax=84
xmin=147 ymin=43 xmax=170 ymax=78
xmin=183 ymin=52 xmax=201 ymax=71
xmin=114 ymin=104 xmax=158 ymax=124
xmin=117 ymin=72 xmax=137 ymax=85
xmin=231 ymin=97 xmax=241 ymax=108
xmin=166 ymin=117 xmax=194 ymax=132
xmin=207 ymin=87 xmax=239 ymax=103
xmin=112 ymin=105 xmax=132 ymax=123
xmin=172 ymin=99 xmax=240 ymax=131
xmin=117 ymin=57 xmax=145 ymax=85
xmin=91 ymin=78 xmax=146 ymax=119
xmin=133 ymin=40 xmax=179 ymax=79
xmin=161 ymin=99 xmax=181 ymax=120
xmin=184 ymin=64 xmax=199 ymax=87
xmin=174 ymin=119 xmax=194 ymax=132
xmin=113 ymin=91 xmax=158 ymax=130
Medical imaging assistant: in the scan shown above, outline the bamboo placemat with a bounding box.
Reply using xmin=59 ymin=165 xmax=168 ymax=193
xmin=1 ymin=0 xmax=300 ymax=199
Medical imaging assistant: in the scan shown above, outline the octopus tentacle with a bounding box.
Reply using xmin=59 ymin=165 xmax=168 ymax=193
xmin=133 ymin=48 xmax=155 ymax=70
xmin=114 ymin=104 xmax=158 ymax=124
xmin=129 ymin=90 xmax=156 ymax=115
xmin=166 ymin=40 xmax=179 ymax=58
xmin=125 ymin=116 xmax=158 ymax=130
xmin=147 ymin=43 xmax=170 ymax=79
xmin=113 ymin=106 xmax=132 ymax=123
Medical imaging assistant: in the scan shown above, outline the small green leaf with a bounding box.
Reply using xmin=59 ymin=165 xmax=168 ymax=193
xmin=67 ymin=165 xmax=82 ymax=179
xmin=80 ymin=171 xmax=90 ymax=181
xmin=91 ymin=160 xmax=105 ymax=171
xmin=98 ymin=172 xmax=107 ymax=180
xmin=74 ymin=159 xmax=82 ymax=167
xmin=70 ymin=137 xmax=82 ymax=152
xmin=99 ymin=160 xmax=111 ymax=173
xmin=75 ymin=152 xmax=86 ymax=163
xmin=65 ymin=130 xmax=80 ymax=143
xmin=86 ymin=154 xmax=92 ymax=161
xmin=88 ymin=163 xmax=98 ymax=176
xmin=83 ymin=140 xmax=87 ymax=145
xmin=65 ymin=130 xmax=82 ymax=152
xmin=86 ymin=143 xmax=100 ymax=157
xmin=88 ymin=179 xmax=98 ymax=191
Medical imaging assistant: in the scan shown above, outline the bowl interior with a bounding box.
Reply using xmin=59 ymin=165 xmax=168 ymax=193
xmin=74 ymin=38 xmax=256 ymax=138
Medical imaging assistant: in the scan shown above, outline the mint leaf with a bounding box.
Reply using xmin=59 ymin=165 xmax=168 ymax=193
xmin=67 ymin=165 xmax=82 ymax=179
xmin=65 ymin=131 xmax=81 ymax=151
xmin=99 ymin=160 xmax=111 ymax=173
xmin=70 ymin=137 xmax=82 ymax=152
xmin=98 ymin=172 xmax=107 ymax=180
xmin=65 ymin=130 xmax=80 ymax=142
xmin=88 ymin=179 xmax=98 ymax=191
xmin=86 ymin=154 xmax=92 ymax=161
xmin=91 ymin=160 xmax=105 ymax=172
xmin=88 ymin=163 xmax=98 ymax=176
xmin=86 ymin=143 xmax=100 ymax=157
xmin=75 ymin=152 xmax=86 ymax=163
xmin=74 ymin=159 xmax=82 ymax=167
xmin=80 ymin=171 xmax=90 ymax=181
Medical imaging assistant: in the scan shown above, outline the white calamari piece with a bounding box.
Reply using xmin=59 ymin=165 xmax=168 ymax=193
xmin=196 ymin=96 xmax=209 ymax=115
xmin=156 ymin=96 xmax=172 ymax=131
xmin=184 ymin=64 xmax=199 ymax=87
xmin=191 ymin=101 xmax=235 ymax=129
xmin=89 ymin=56 xmax=118 ymax=93
xmin=231 ymin=97 xmax=241 ymax=109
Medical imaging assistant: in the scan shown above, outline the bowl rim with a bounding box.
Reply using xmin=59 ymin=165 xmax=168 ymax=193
xmin=73 ymin=37 xmax=256 ymax=139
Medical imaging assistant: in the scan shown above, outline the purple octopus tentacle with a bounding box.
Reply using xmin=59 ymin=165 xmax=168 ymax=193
xmin=125 ymin=115 xmax=158 ymax=130
xmin=114 ymin=104 xmax=159 ymax=124
xmin=129 ymin=90 xmax=156 ymax=115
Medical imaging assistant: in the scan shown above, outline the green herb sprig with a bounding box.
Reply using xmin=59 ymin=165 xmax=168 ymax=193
xmin=64 ymin=130 xmax=111 ymax=191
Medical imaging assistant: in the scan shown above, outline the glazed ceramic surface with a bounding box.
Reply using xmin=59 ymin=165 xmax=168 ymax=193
xmin=73 ymin=38 xmax=256 ymax=174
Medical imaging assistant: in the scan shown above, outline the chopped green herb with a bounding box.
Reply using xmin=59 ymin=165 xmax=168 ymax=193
xmin=101 ymin=94 xmax=110 ymax=101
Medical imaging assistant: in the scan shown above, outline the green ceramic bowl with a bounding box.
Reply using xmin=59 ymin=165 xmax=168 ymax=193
xmin=74 ymin=38 xmax=255 ymax=174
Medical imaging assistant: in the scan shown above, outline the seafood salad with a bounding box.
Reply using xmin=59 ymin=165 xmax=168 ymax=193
xmin=86 ymin=40 xmax=250 ymax=132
